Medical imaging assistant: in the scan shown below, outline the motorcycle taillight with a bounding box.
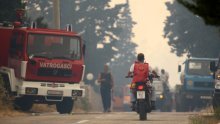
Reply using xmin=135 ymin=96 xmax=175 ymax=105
xmin=138 ymin=85 xmax=144 ymax=90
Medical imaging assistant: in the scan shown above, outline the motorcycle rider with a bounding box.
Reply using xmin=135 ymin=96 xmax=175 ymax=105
xmin=127 ymin=53 xmax=156 ymax=110
xmin=160 ymin=69 xmax=169 ymax=91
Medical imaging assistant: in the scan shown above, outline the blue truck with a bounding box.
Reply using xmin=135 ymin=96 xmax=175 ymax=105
xmin=176 ymin=57 xmax=218 ymax=112
xmin=210 ymin=59 xmax=220 ymax=111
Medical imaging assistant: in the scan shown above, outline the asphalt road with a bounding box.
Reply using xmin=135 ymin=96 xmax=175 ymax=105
xmin=0 ymin=112 xmax=195 ymax=124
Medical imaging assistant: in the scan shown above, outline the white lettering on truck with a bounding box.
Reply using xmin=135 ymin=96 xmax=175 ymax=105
xmin=40 ymin=63 xmax=72 ymax=69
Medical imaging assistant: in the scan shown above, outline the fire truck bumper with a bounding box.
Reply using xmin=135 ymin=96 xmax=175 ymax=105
xmin=16 ymin=81 xmax=85 ymax=98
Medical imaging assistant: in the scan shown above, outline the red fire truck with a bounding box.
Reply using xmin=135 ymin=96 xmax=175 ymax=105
xmin=0 ymin=21 xmax=85 ymax=114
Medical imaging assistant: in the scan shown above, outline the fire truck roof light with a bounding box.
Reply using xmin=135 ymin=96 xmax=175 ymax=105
xmin=66 ymin=24 xmax=72 ymax=32
xmin=31 ymin=22 xmax=37 ymax=29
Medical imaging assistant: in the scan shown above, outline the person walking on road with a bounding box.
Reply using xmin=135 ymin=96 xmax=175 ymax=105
xmin=97 ymin=64 xmax=114 ymax=112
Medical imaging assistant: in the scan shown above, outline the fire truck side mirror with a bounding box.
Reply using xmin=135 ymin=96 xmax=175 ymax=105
xmin=83 ymin=44 xmax=86 ymax=56
xmin=210 ymin=61 xmax=217 ymax=72
xmin=178 ymin=65 xmax=181 ymax=72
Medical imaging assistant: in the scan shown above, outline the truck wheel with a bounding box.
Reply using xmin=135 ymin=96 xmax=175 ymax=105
xmin=175 ymin=95 xmax=181 ymax=112
xmin=213 ymin=96 xmax=220 ymax=112
xmin=176 ymin=94 xmax=187 ymax=112
xmin=180 ymin=99 xmax=188 ymax=112
xmin=14 ymin=97 xmax=33 ymax=111
xmin=56 ymin=98 xmax=74 ymax=114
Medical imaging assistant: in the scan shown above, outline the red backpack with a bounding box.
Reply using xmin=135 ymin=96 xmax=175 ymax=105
xmin=132 ymin=61 xmax=149 ymax=83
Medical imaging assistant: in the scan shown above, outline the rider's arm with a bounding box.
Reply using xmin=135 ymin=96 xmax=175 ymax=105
xmin=127 ymin=64 xmax=134 ymax=76
xmin=130 ymin=64 xmax=134 ymax=72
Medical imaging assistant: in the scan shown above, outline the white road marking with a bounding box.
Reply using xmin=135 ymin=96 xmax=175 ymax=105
xmin=76 ymin=120 xmax=89 ymax=124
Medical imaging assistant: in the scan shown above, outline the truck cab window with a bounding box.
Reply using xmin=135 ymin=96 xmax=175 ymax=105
xmin=69 ymin=38 xmax=81 ymax=59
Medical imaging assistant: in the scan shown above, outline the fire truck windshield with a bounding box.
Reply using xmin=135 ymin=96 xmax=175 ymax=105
xmin=27 ymin=33 xmax=81 ymax=60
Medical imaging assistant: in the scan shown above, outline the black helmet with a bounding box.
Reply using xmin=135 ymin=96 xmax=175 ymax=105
xmin=137 ymin=53 xmax=145 ymax=62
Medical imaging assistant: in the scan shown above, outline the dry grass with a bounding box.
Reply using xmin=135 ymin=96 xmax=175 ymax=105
xmin=189 ymin=106 xmax=220 ymax=124
xmin=189 ymin=115 xmax=219 ymax=124
xmin=0 ymin=109 xmax=26 ymax=117
xmin=0 ymin=75 xmax=26 ymax=117
xmin=74 ymin=97 xmax=91 ymax=113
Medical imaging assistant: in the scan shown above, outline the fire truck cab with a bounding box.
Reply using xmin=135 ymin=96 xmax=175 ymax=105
xmin=0 ymin=22 xmax=85 ymax=114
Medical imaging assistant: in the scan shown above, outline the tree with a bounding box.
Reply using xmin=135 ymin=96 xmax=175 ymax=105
xmin=26 ymin=0 xmax=52 ymax=28
xmin=164 ymin=1 xmax=220 ymax=57
xmin=110 ymin=2 xmax=137 ymax=86
xmin=177 ymin=0 xmax=220 ymax=26
xmin=61 ymin=0 xmax=136 ymax=84
xmin=0 ymin=0 xmax=23 ymax=22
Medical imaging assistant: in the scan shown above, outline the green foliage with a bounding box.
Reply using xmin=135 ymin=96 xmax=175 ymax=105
xmin=0 ymin=75 xmax=12 ymax=110
xmin=26 ymin=16 xmax=48 ymax=28
xmin=177 ymin=0 xmax=220 ymax=26
xmin=26 ymin=0 xmax=52 ymax=28
xmin=0 ymin=0 xmax=23 ymax=22
xmin=110 ymin=2 xmax=137 ymax=86
xmin=164 ymin=1 xmax=220 ymax=57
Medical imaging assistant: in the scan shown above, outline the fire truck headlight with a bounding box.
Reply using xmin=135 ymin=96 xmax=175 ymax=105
xmin=217 ymin=75 xmax=220 ymax=80
xmin=25 ymin=87 xmax=38 ymax=95
xmin=72 ymin=90 xmax=82 ymax=96
xmin=215 ymin=82 xmax=220 ymax=89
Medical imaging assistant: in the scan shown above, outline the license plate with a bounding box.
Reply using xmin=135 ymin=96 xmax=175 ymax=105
xmin=47 ymin=90 xmax=63 ymax=96
xmin=137 ymin=91 xmax=145 ymax=99
xmin=200 ymin=96 xmax=212 ymax=100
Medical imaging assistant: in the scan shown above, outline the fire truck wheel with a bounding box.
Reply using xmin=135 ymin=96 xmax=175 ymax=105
xmin=14 ymin=97 xmax=33 ymax=111
xmin=56 ymin=98 xmax=74 ymax=114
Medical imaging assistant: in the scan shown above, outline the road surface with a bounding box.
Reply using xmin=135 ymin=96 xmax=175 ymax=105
xmin=0 ymin=112 xmax=195 ymax=124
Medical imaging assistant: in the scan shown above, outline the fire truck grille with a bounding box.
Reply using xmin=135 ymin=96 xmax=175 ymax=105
xmin=194 ymin=82 xmax=214 ymax=88
xmin=37 ymin=68 xmax=72 ymax=77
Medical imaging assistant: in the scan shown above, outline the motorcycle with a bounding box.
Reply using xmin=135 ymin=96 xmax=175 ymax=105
xmin=126 ymin=76 xmax=152 ymax=120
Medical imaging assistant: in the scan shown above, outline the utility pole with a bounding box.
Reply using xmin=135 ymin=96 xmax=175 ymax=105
xmin=126 ymin=0 xmax=129 ymax=5
xmin=53 ymin=0 xmax=60 ymax=29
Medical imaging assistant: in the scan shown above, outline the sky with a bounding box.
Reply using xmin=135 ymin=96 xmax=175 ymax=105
xmin=111 ymin=0 xmax=186 ymax=88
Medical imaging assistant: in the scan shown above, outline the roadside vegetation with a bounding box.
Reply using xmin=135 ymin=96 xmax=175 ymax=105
xmin=190 ymin=107 xmax=220 ymax=124
xmin=0 ymin=75 xmax=11 ymax=109
xmin=0 ymin=75 xmax=24 ymax=117
xmin=190 ymin=115 xmax=218 ymax=124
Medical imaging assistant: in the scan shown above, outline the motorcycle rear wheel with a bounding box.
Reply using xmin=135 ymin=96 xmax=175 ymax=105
xmin=139 ymin=101 xmax=147 ymax=120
